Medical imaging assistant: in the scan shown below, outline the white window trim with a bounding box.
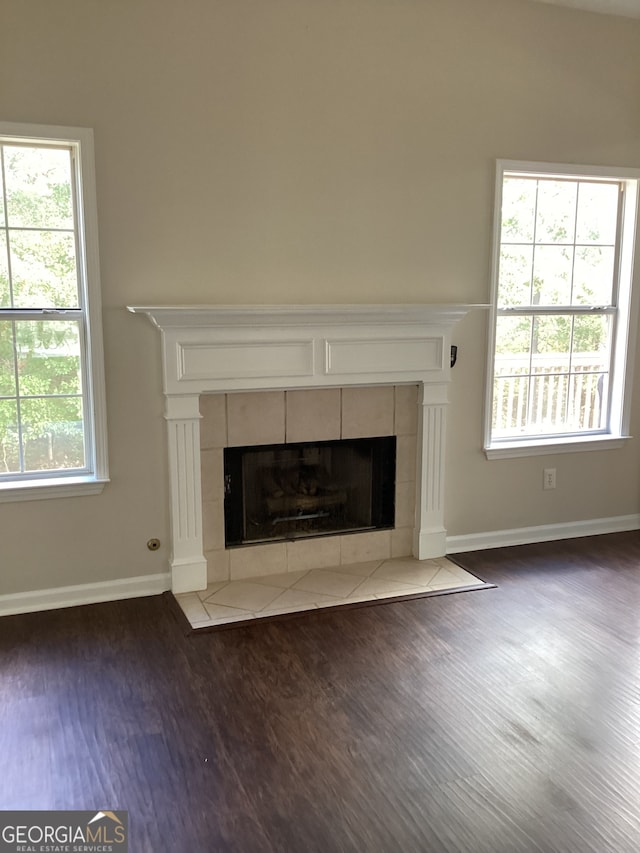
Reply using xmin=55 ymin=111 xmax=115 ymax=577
xmin=484 ymin=159 xmax=640 ymax=460
xmin=0 ymin=121 xmax=109 ymax=501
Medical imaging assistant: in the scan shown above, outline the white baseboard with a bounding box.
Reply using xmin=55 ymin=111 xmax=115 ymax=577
xmin=0 ymin=572 xmax=171 ymax=618
xmin=4 ymin=515 xmax=640 ymax=616
xmin=446 ymin=514 xmax=640 ymax=554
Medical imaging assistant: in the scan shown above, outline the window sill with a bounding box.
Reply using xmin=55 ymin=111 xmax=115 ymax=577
xmin=0 ymin=476 xmax=109 ymax=503
xmin=484 ymin=435 xmax=632 ymax=460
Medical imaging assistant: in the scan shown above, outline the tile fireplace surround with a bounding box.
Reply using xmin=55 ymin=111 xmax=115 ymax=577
xmin=128 ymin=304 xmax=478 ymax=594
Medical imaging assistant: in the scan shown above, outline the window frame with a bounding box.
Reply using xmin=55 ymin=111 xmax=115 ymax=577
xmin=484 ymin=159 xmax=640 ymax=460
xmin=0 ymin=122 xmax=109 ymax=501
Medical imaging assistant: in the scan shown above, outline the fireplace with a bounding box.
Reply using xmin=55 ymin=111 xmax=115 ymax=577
xmin=224 ymin=436 xmax=396 ymax=546
xmin=128 ymin=303 xmax=480 ymax=593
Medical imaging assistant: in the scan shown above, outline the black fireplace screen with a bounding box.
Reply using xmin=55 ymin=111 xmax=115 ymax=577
xmin=224 ymin=436 xmax=396 ymax=547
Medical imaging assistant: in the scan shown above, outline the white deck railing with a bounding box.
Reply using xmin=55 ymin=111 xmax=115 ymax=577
xmin=493 ymin=353 xmax=606 ymax=435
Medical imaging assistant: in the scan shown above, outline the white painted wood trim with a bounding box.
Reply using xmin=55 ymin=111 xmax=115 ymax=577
xmin=128 ymin=303 xmax=487 ymax=328
xmin=0 ymin=477 xmax=109 ymax=503
xmin=485 ymin=435 xmax=631 ymax=459
xmin=413 ymin=384 xmax=449 ymax=559
xmin=0 ymin=573 xmax=171 ymax=618
xmin=446 ymin=514 xmax=640 ymax=553
xmin=166 ymin=404 xmax=207 ymax=592
xmin=128 ymin=305 xmax=485 ymax=397
xmin=415 ymin=529 xmax=448 ymax=560
xmin=170 ymin=557 xmax=209 ymax=594
xmin=128 ymin=303 xmax=484 ymax=593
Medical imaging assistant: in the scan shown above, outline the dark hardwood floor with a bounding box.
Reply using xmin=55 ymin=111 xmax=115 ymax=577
xmin=3 ymin=532 xmax=640 ymax=851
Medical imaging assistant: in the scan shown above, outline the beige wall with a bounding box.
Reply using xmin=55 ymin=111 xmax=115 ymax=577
xmin=1 ymin=0 xmax=640 ymax=595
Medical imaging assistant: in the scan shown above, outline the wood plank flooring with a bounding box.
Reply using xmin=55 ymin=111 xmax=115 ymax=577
xmin=2 ymin=531 xmax=640 ymax=851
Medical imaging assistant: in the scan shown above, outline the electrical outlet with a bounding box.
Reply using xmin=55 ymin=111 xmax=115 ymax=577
xmin=543 ymin=468 xmax=556 ymax=490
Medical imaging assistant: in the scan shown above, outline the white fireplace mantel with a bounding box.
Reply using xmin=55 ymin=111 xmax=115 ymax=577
xmin=128 ymin=304 xmax=484 ymax=593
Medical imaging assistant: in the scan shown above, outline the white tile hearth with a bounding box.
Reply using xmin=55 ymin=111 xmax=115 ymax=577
xmin=174 ymin=556 xmax=491 ymax=630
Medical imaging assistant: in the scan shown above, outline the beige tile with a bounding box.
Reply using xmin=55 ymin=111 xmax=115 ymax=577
xmin=202 ymin=500 xmax=225 ymax=552
xmin=373 ymin=558 xmax=440 ymax=587
xmin=449 ymin=567 xmax=484 ymax=585
xmin=350 ymin=576 xmax=418 ymax=597
xmin=208 ymin=580 xmax=281 ymax=611
xmin=186 ymin=617 xmax=217 ymax=629
xmin=197 ymin=581 xmax=228 ymax=601
xmin=229 ymin=542 xmax=287 ymax=580
xmin=438 ymin=559 xmax=483 ymax=584
xmin=203 ymin=601 xmax=254 ymax=622
xmin=286 ymin=537 xmax=341 ymax=573
xmin=427 ymin=567 xmax=477 ymax=589
xmin=247 ymin=570 xmax=309 ymax=589
xmin=341 ymin=386 xmax=394 ymax=438
xmin=258 ymin=603 xmax=318 ymax=617
xmin=428 ymin=579 xmax=470 ymax=591
xmin=263 ymin=588 xmax=335 ymax=610
xmin=293 ymin=569 xmax=362 ymax=598
xmin=205 ymin=548 xmax=230 ymax=583
xmin=375 ymin=586 xmax=426 ymax=599
xmin=388 ymin=556 xmax=440 ymax=571
xmin=227 ymin=391 xmax=285 ymax=447
xmin=391 ymin=527 xmax=414 ymax=558
xmin=395 ymin=480 xmax=416 ymax=528
xmin=200 ymin=394 xmax=227 ymax=449
xmin=175 ymin=593 xmax=210 ymax=624
xmin=328 ymin=559 xmax=383 ymax=577
xmin=201 ymin=448 xmax=224 ymax=503
xmin=208 ymin=612 xmax=258 ymax=625
xmin=286 ymin=389 xmax=341 ymax=443
xmin=436 ymin=557 xmax=462 ymax=569
xmin=396 ymin=434 xmax=417 ymax=483
xmin=395 ymin=385 xmax=419 ymax=435
xmin=316 ymin=593 xmax=374 ymax=607
xmin=340 ymin=530 xmax=391 ymax=564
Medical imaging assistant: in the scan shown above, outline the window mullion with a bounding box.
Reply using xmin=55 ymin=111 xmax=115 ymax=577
xmin=530 ymin=180 xmax=540 ymax=306
xmin=527 ymin=316 xmax=535 ymax=431
xmin=497 ymin=306 xmax=614 ymax=316
xmin=569 ymin=184 xmax=580 ymax=306
xmin=566 ymin=316 xmax=575 ymax=427
xmin=0 ymin=146 xmax=15 ymax=309
xmin=9 ymin=319 xmax=25 ymax=473
xmin=0 ymin=309 xmax=83 ymax=320
xmin=610 ymin=183 xmax=625 ymax=309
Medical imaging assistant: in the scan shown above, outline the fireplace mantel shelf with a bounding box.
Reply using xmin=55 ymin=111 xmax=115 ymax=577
xmin=128 ymin=303 xmax=487 ymax=329
xmin=128 ymin=303 xmax=486 ymax=593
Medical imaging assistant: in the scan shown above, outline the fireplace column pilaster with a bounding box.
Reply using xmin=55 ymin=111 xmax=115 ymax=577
xmin=413 ymin=382 xmax=448 ymax=559
xmin=165 ymin=395 xmax=208 ymax=593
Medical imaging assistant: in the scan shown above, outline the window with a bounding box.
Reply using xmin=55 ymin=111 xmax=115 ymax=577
xmin=0 ymin=122 xmax=108 ymax=500
xmin=485 ymin=160 xmax=640 ymax=459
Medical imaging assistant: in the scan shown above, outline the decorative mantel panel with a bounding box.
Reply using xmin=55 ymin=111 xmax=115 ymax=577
xmin=128 ymin=304 xmax=481 ymax=593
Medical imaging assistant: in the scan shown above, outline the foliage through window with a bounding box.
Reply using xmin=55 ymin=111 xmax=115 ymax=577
xmin=0 ymin=124 xmax=107 ymax=495
xmin=486 ymin=161 xmax=639 ymax=456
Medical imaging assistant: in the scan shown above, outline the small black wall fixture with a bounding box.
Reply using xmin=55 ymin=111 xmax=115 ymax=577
xmin=450 ymin=345 xmax=458 ymax=368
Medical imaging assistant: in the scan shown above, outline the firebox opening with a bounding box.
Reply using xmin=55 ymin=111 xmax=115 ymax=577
xmin=224 ymin=436 xmax=396 ymax=547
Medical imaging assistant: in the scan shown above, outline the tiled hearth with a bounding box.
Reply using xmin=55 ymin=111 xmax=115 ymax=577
xmin=175 ymin=555 xmax=490 ymax=630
